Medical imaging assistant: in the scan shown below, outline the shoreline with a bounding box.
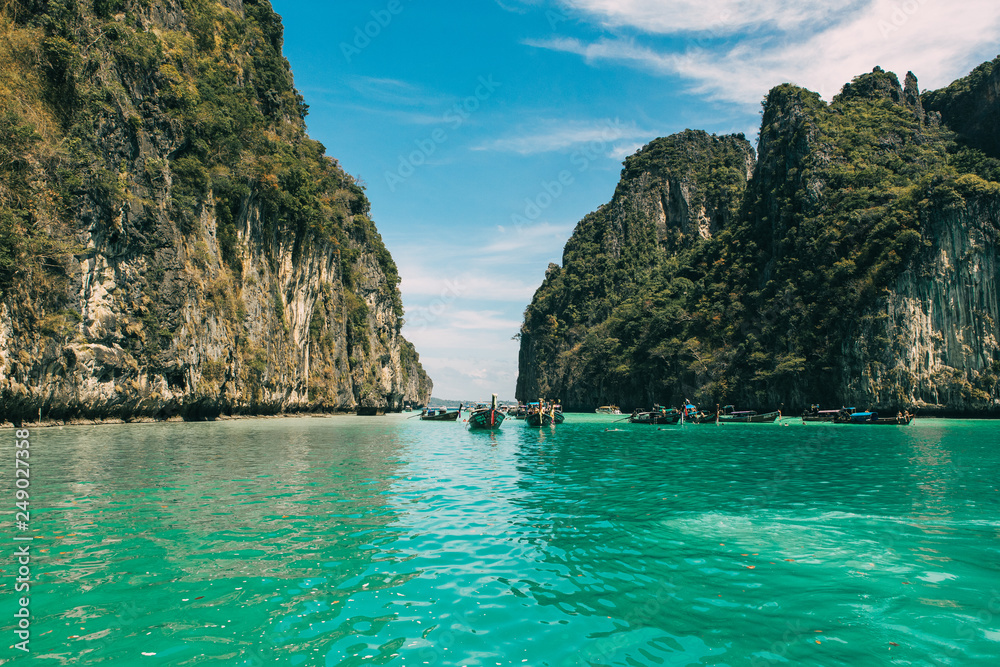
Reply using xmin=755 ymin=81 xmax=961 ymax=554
xmin=2 ymin=410 xmax=998 ymax=430
xmin=0 ymin=409 xmax=388 ymax=430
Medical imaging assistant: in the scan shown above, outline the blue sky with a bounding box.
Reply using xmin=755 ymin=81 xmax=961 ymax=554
xmin=269 ymin=0 xmax=1000 ymax=401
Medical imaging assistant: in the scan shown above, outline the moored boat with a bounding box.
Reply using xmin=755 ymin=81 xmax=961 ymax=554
xmin=525 ymin=410 xmax=552 ymax=427
xmin=419 ymin=404 xmax=462 ymax=421
xmin=679 ymin=401 xmax=715 ymax=424
xmin=629 ymin=405 xmax=682 ymax=425
xmin=717 ymin=405 xmax=781 ymax=423
xmin=801 ymin=404 xmax=851 ymax=422
xmin=469 ymin=394 xmax=505 ymax=430
xmin=525 ymin=398 xmax=564 ymax=427
xmin=595 ymin=405 xmax=622 ymax=415
xmin=833 ymin=409 xmax=914 ymax=425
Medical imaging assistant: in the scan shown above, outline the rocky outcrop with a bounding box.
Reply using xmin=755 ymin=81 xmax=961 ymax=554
xmin=517 ymin=65 xmax=1000 ymax=415
xmin=515 ymin=131 xmax=755 ymax=408
xmin=0 ymin=0 xmax=430 ymax=424
xmin=924 ymin=56 xmax=1000 ymax=158
xmin=843 ymin=191 xmax=1000 ymax=412
xmin=609 ymin=130 xmax=755 ymax=251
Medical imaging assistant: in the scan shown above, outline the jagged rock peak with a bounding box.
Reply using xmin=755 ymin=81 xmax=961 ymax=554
xmin=923 ymin=55 xmax=1000 ymax=157
xmin=834 ymin=66 xmax=924 ymax=115
xmin=609 ymin=130 xmax=755 ymax=250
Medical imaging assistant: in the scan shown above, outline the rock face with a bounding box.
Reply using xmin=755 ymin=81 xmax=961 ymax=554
xmin=516 ymin=131 xmax=757 ymax=409
xmin=924 ymin=56 xmax=1000 ymax=158
xmin=517 ymin=66 xmax=1000 ymax=415
xmin=0 ymin=0 xmax=430 ymax=423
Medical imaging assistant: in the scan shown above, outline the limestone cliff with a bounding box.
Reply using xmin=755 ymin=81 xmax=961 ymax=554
xmin=0 ymin=0 xmax=431 ymax=423
xmin=518 ymin=66 xmax=1000 ymax=415
xmin=923 ymin=56 xmax=1000 ymax=158
xmin=516 ymin=131 xmax=756 ymax=408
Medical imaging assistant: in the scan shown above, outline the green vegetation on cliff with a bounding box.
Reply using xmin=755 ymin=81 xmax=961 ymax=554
xmin=519 ymin=67 xmax=1000 ymax=413
xmin=0 ymin=0 xmax=429 ymax=421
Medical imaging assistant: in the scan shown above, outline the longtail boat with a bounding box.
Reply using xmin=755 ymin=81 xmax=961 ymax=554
xmin=629 ymin=405 xmax=682 ymax=425
xmin=525 ymin=398 xmax=564 ymax=427
xmin=833 ymin=409 xmax=914 ymax=425
xmin=419 ymin=404 xmax=462 ymax=421
xmin=801 ymin=404 xmax=851 ymax=422
xmin=678 ymin=401 xmax=716 ymax=424
xmin=469 ymin=394 xmax=505 ymax=430
xmin=717 ymin=405 xmax=781 ymax=423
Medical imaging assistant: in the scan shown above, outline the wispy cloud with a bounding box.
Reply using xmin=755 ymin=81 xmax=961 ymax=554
xmin=400 ymin=270 xmax=539 ymax=302
xmin=450 ymin=310 xmax=523 ymax=330
xmin=533 ymin=0 xmax=1000 ymax=106
xmin=346 ymin=76 xmax=450 ymax=107
xmin=473 ymin=118 xmax=652 ymax=154
xmin=485 ymin=222 xmax=575 ymax=254
xmin=556 ymin=0 xmax=864 ymax=34
xmin=414 ymin=354 xmax=519 ymax=400
xmin=609 ymin=141 xmax=644 ymax=159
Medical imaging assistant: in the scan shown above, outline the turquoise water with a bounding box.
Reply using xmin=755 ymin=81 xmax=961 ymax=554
xmin=2 ymin=415 xmax=1000 ymax=665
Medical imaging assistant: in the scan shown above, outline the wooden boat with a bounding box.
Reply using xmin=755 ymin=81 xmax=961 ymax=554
xmin=525 ymin=399 xmax=564 ymax=427
xmin=679 ymin=402 xmax=717 ymax=424
xmin=801 ymin=404 xmax=850 ymax=422
xmin=717 ymin=405 xmax=781 ymax=423
xmin=629 ymin=405 xmax=682 ymax=425
xmin=595 ymin=405 xmax=622 ymax=415
xmin=469 ymin=394 xmax=505 ymax=430
xmin=420 ymin=404 xmax=461 ymax=421
xmin=833 ymin=409 xmax=914 ymax=425
xmin=526 ymin=410 xmax=552 ymax=427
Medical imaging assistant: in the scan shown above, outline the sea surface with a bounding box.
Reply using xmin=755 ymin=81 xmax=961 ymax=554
xmin=2 ymin=414 xmax=999 ymax=666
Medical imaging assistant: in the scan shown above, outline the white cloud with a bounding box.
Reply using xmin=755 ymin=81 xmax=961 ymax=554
xmin=533 ymin=0 xmax=1000 ymax=106
xmin=481 ymin=222 xmax=575 ymax=254
xmin=449 ymin=310 xmax=523 ymax=331
xmin=557 ymin=0 xmax=863 ymax=34
xmin=416 ymin=355 xmax=519 ymax=401
xmin=400 ymin=270 xmax=538 ymax=302
xmin=474 ymin=118 xmax=652 ymax=154
xmin=609 ymin=142 xmax=645 ymax=159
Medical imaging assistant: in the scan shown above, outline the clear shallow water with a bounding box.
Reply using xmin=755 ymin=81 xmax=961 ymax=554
xmin=2 ymin=415 xmax=1000 ymax=666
